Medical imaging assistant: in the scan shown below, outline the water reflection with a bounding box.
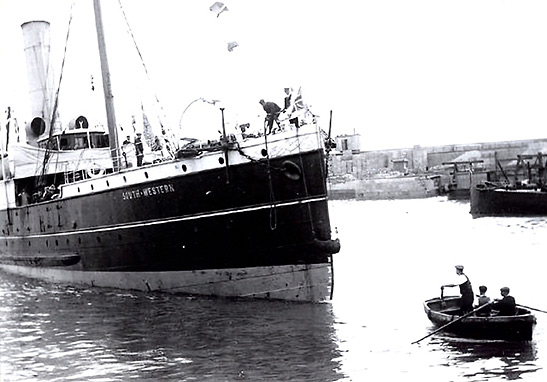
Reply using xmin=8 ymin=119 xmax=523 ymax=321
xmin=2 ymin=198 xmax=547 ymax=381
xmin=431 ymin=336 xmax=539 ymax=380
xmin=0 ymin=273 xmax=343 ymax=381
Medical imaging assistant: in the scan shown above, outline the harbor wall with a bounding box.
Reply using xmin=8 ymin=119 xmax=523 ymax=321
xmin=328 ymin=136 xmax=547 ymax=199
xmin=329 ymin=136 xmax=547 ymax=179
xmin=328 ymin=176 xmax=440 ymax=200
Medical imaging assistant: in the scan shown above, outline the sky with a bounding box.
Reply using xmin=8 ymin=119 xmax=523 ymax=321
xmin=1 ymin=0 xmax=547 ymax=150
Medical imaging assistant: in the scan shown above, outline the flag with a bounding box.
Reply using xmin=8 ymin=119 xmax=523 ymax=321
xmin=209 ymin=2 xmax=228 ymax=17
xmin=227 ymin=41 xmax=239 ymax=52
xmin=293 ymin=87 xmax=305 ymax=110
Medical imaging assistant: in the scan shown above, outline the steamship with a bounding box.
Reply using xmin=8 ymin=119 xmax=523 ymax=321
xmin=0 ymin=1 xmax=340 ymax=301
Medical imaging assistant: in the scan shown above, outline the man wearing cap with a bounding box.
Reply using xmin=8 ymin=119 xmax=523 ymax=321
xmin=492 ymin=287 xmax=517 ymax=316
xmin=441 ymin=265 xmax=474 ymax=314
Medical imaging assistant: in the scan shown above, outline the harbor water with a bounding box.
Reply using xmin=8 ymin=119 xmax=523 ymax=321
xmin=1 ymin=198 xmax=546 ymax=381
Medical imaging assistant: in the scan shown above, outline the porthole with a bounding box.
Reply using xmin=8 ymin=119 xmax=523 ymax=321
xmin=145 ymin=172 xmax=149 ymax=179
xmin=261 ymin=149 xmax=268 ymax=157
xmin=219 ymin=157 xmax=225 ymax=165
xmin=182 ymin=164 xmax=187 ymax=172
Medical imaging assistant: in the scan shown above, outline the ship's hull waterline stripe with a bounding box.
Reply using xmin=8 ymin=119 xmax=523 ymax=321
xmin=0 ymin=263 xmax=332 ymax=302
xmin=2 ymin=196 xmax=328 ymax=240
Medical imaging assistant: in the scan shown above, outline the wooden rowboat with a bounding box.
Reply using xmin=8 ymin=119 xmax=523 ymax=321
xmin=424 ymin=296 xmax=536 ymax=341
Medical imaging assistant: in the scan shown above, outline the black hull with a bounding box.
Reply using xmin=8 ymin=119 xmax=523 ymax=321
xmin=424 ymin=297 xmax=536 ymax=341
xmin=470 ymin=185 xmax=547 ymax=216
xmin=0 ymin=136 xmax=340 ymax=301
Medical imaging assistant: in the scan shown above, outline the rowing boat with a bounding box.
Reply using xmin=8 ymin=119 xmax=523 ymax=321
xmin=423 ymin=296 xmax=536 ymax=341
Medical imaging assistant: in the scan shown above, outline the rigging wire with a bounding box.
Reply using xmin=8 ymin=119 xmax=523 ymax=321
xmin=117 ymin=0 xmax=178 ymax=156
xmin=116 ymin=1 xmax=168 ymax=129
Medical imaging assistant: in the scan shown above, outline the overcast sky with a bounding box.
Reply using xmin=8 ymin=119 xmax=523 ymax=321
xmin=1 ymin=0 xmax=547 ymax=150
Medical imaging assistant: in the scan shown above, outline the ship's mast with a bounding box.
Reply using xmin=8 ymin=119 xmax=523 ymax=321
xmin=93 ymin=0 xmax=121 ymax=172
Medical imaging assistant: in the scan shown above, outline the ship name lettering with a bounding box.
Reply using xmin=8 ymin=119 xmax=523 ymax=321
xmin=122 ymin=183 xmax=176 ymax=200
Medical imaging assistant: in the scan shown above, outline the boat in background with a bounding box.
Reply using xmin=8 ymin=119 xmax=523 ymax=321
xmin=0 ymin=1 xmax=340 ymax=302
xmin=443 ymin=160 xmax=487 ymax=200
xmin=470 ymin=152 xmax=547 ymax=216
xmin=423 ymin=296 xmax=536 ymax=341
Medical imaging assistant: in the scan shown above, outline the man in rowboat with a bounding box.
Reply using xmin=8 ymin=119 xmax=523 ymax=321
xmin=492 ymin=287 xmax=517 ymax=316
xmin=474 ymin=285 xmax=492 ymax=316
xmin=441 ymin=265 xmax=474 ymax=315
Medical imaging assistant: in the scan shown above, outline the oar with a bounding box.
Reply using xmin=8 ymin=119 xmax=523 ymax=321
xmin=517 ymin=304 xmax=547 ymax=314
xmin=411 ymin=301 xmax=493 ymax=345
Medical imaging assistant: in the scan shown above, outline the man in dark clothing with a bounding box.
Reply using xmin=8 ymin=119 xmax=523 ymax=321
xmin=135 ymin=133 xmax=144 ymax=167
xmin=492 ymin=287 xmax=517 ymax=316
xmin=283 ymin=87 xmax=292 ymax=111
xmin=441 ymin=265 xmax=474 ymax=315
xmin=259 ymin=99 xmax=281 ymax=134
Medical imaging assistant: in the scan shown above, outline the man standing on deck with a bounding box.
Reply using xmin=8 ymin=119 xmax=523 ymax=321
xmin=135 ymin=133 xmax=144 ymax=167
xmin=283 ymin=87 xmax=292 ymax=112
xmin=441 ymin=265 xmax=474 ymax=314
xmin=259 ymin=99 xmax=281 ymax=134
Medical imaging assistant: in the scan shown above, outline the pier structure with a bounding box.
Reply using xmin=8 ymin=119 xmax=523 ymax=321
xmin=329 ymin=134 xmax=547 ymax=200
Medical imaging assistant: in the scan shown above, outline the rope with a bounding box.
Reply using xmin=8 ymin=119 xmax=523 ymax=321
xmin=294 ymin=127 xmax=315 ymax=235
xmin=262 ymin=124 xmax=277 ymax=230
xmin=236 ymin=147 xmax=284 ymax=173
xmin=317 ymin=126 xmax=338 ymax=301
xmin=322 ymin=129 xmax=334 ymax=177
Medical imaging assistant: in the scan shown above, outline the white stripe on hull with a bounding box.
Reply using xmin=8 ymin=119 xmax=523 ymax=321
xmin=0 ymin=263 xmax=332 ymax=302
xmin=3 ymin=195 xmax=328 ymax=240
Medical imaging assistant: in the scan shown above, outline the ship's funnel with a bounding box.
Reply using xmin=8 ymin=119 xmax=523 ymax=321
xmin=21 ymin=21 xmax=55 ymax=145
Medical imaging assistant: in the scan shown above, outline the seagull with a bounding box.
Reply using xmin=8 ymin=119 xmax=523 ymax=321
xmin=209 ymin=2 xmax=228 ymax=18
xmin=227 ymin=41 xmax=239 ymax=52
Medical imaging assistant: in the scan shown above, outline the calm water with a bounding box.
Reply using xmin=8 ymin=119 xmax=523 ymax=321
xmin=1 ymin=198 xmax=546 ymax=381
